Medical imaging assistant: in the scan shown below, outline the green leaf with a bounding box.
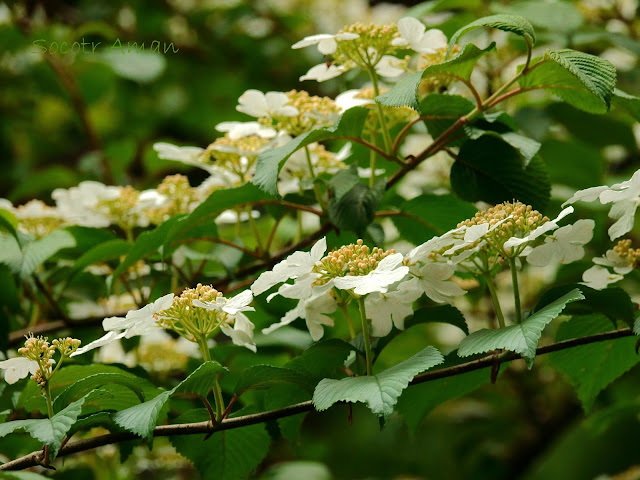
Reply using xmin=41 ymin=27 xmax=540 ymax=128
xmin=396 ymin=351 xmax=495 ymax=432
xmin=392 ymin=194 xmax=477 ymax=245
xmin=450 ymin=135 xmax=550 ymax=210
xmin=549 ymin=315 xmax=640 ymax=412
xmin=233 ymin=365 xmax=310 ymax=396
xmin=66 ymin=238 xmax=131 ymax=282
xmin=252 ymin=107 xmax=370 ymax=195
xmin=167 ymin=183 xmax=271 ymax=244
xmin=18 ymin=364 xmax=160 ymax=414
xmin=313 ymin=346 xmax=444 ymax=420
xmin=418 ymin=94 xmax=474 ymax=144
xmin=109 ymin=214 xmax=185 ymax=287
xmin=464 ymin=128 xmax=541 ymax=166
xmin=0 ymin=235 xmax=24 ymax=273
xmin=0 ymin=209 xmax=19 ymax=243
xmin=286 ymin=339 xmax=355 ymax=383
xmin=519 ymin=50 xmax=617 ymax=114
xmin=374 ymin=305 xmax=469 ymax=360
xmin=328 ymin=178 xmax=385 ymax=235
xmin=170 ymin=409 xmax=270 ymax=480
xmin=492 ymin=1 xmax=583 ymax=32
xmin=377 ymin=43 xmax=495 ymax=111
xmin=113 ymin=361 xmax=227 ymax=440
xmin=0 ymin=396 xmax=86 ymax=457
xmin=536 ymin=284 xmax=634 ymax=328
xmin=612 ymin=89 xmax=640 ymax=121
xmin=327 ymin=164 xmax=360 ymax=203
xmin=449 ymin=15 xmax=536 ymax=55
xmin=20 ymin=229 xmax=76 ymax=277
xmin=53 ymin=373 xmax=147 ymax=412
xmin=458 ymin=288 xmax=584 ymax=368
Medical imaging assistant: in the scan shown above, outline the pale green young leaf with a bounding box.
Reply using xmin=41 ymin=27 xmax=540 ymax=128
xmin=458 ymin=288 xmax=584 ymax=368
xmin=313 ymin=346 xmax=444 ymax=420
xmin=53 ymin=372 xmax=146 ymax=412
xmin=20 ymin=229 xmax=76 ymax=277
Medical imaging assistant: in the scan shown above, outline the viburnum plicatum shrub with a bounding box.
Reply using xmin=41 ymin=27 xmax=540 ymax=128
xmin=1 ymin=11 xmax=640 ymax=478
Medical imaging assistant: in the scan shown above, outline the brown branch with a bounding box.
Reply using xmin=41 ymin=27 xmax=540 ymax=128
xmin=1 ymin=327 xmax=633 ymax=471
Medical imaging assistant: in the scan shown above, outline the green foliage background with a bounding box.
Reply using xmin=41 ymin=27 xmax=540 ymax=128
xmin=1 ymin=0 xmax=640 ymax=479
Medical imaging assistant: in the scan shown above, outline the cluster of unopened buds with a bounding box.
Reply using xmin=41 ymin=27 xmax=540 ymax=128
xmin=612 ymin=239 xmax=640 ymax=268
xmin=17 ymin=335 xmax=81 ymax=387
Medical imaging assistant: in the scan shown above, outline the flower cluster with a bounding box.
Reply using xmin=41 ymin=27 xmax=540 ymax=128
xmin=71 ymin=285 xmax=256 ymax=359
xmin=0 ymin=335 xmax=80 ymax=386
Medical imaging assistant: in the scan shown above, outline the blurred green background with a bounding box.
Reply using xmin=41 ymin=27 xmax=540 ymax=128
xmin=2 ymin=0 xmax=640 ymax=479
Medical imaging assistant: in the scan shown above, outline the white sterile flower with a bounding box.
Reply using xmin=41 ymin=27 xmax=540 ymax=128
xmin=70 ymin=330 xmax=127 ymax=358
xmin=214 ymin=209 xmax=260 ymax=225
xmin=299 ymin=63 xmax=348 ymax=82
xmin=262 ymin=292 xmax=337 ymax=341
xmin=252 ymin=237 xmax=327 ymax=295
xmin=333 ymin=253 xmax=409 ymax=295
xmin=526 ymin=219 xmax=595 ymax=267
xmin=405 ymin=263 xmax=466 ymax=304
xmin=375 ymin=55 xmax=405 ymax=77
xmin=409 ymin=226 xmax=465 ymax=263
xmin=236 ymin=90 xmax=298 ymax=118
xmin=118 ymin=293 xmax=176 ymax=338
xmin=0 ymin=357 xmax=39 ymax=384
xmin=593 ymin=249 xmax=634 ymax=274
xmin=52 ymin=181 xmax=120 ymax=228
xmin=582 ymin=265 xmax=624 ymax=290
xmin=220 ymin=312 xmax=257 ymax=352
xmin=193 ymin=289 xmax=254 ymax=315
xmin=153 ymin=142 xmax=205 ymax=164
xmin=215 ymin=121 xmax=277 ymax=140
xmin=291 ymin=32 xmax=359 ymax=55
xmin=392 ymin=17 xmax=447 ymax=53
xmin=563 ymin=170 xmax=640 ymax=240
xmin=444 ymin=219 xmax=510 ymax=256
xmin=335 ymin=89 xmax=374 ymax=111
xmin=137 ymin=190 xmax=170 ymax=210
xmin=503 ymin=206 xmax=574 ymax=251
xmin=365 ymin=284 xmax=423 ymax=337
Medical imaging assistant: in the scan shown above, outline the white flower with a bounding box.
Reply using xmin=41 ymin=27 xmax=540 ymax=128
xmin=563 ymin=170 xmax=640 ymax=240
xmin=52 ymin=181 xmax=120 ymax=228
xmin=236 ymin=90 xmax=298 ymax=118
xmin=153 ymin=142 xmax=205 ymax=164
xmin=375 ymin=55 xmax=405 ymax=77
xmin=220 ymin=311 xmax=257 ymax=352
xmin=252 ymin=237 xmax=327 ymax=295
xmin=0 ymin=357 xmax=39 ymax=384
xmin=214 ymin=209 xmax=260 ymax=225
xmin=444 ymin=218 xmax=511 ymax=256
xmin=299 ymin=63 xmax=348 ymax=82
xmin=137 ymin=190 xmax=170 ymax=210
xmin=193 ymin=289 xmax=254 ymax=315
xmin=526 ymin=219 xmax=595 ymax=267
xmin=392 ymin=17 xmax=447 ymax=53
xmin=405 ymin=263 xmax=466 ymax=304
xmin=503 ymin=206 xmax=574 ymax=251
xmin=291 ymin=32 xmax=359 ymax=55
xmin=215 ymin=121 xmax=277 ymax=140
xmin=262 ymin=292 xmax=337 ymax=341
xmin=71 ymin=294 xmax=175 ymax=357
xmin=335 ymin=89 xmax=374 ymax=111
xmin=593 ymin=249 xmax=634 ymax=274
xmin=409 ymin=227 xmax=464 ymax=263
xmin=71 ymin=330 xmax=127 ymax=358
xmin=365 ymin=284 xmax=423 ymax=337
xmin=582 ymin=265 xmax=624 ymax=290
xmin=333 ymin=253 xmax=409 ymax=295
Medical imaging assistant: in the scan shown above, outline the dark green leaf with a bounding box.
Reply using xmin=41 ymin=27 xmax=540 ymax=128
xmin=449 ymin=15 xmax=536 ymax=55
xmin=549 ymin=315 xmax=640 ymax=412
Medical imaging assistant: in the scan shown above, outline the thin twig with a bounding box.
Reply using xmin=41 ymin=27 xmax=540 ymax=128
xmin=1 ymin=328 xmax=633 ymax=471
